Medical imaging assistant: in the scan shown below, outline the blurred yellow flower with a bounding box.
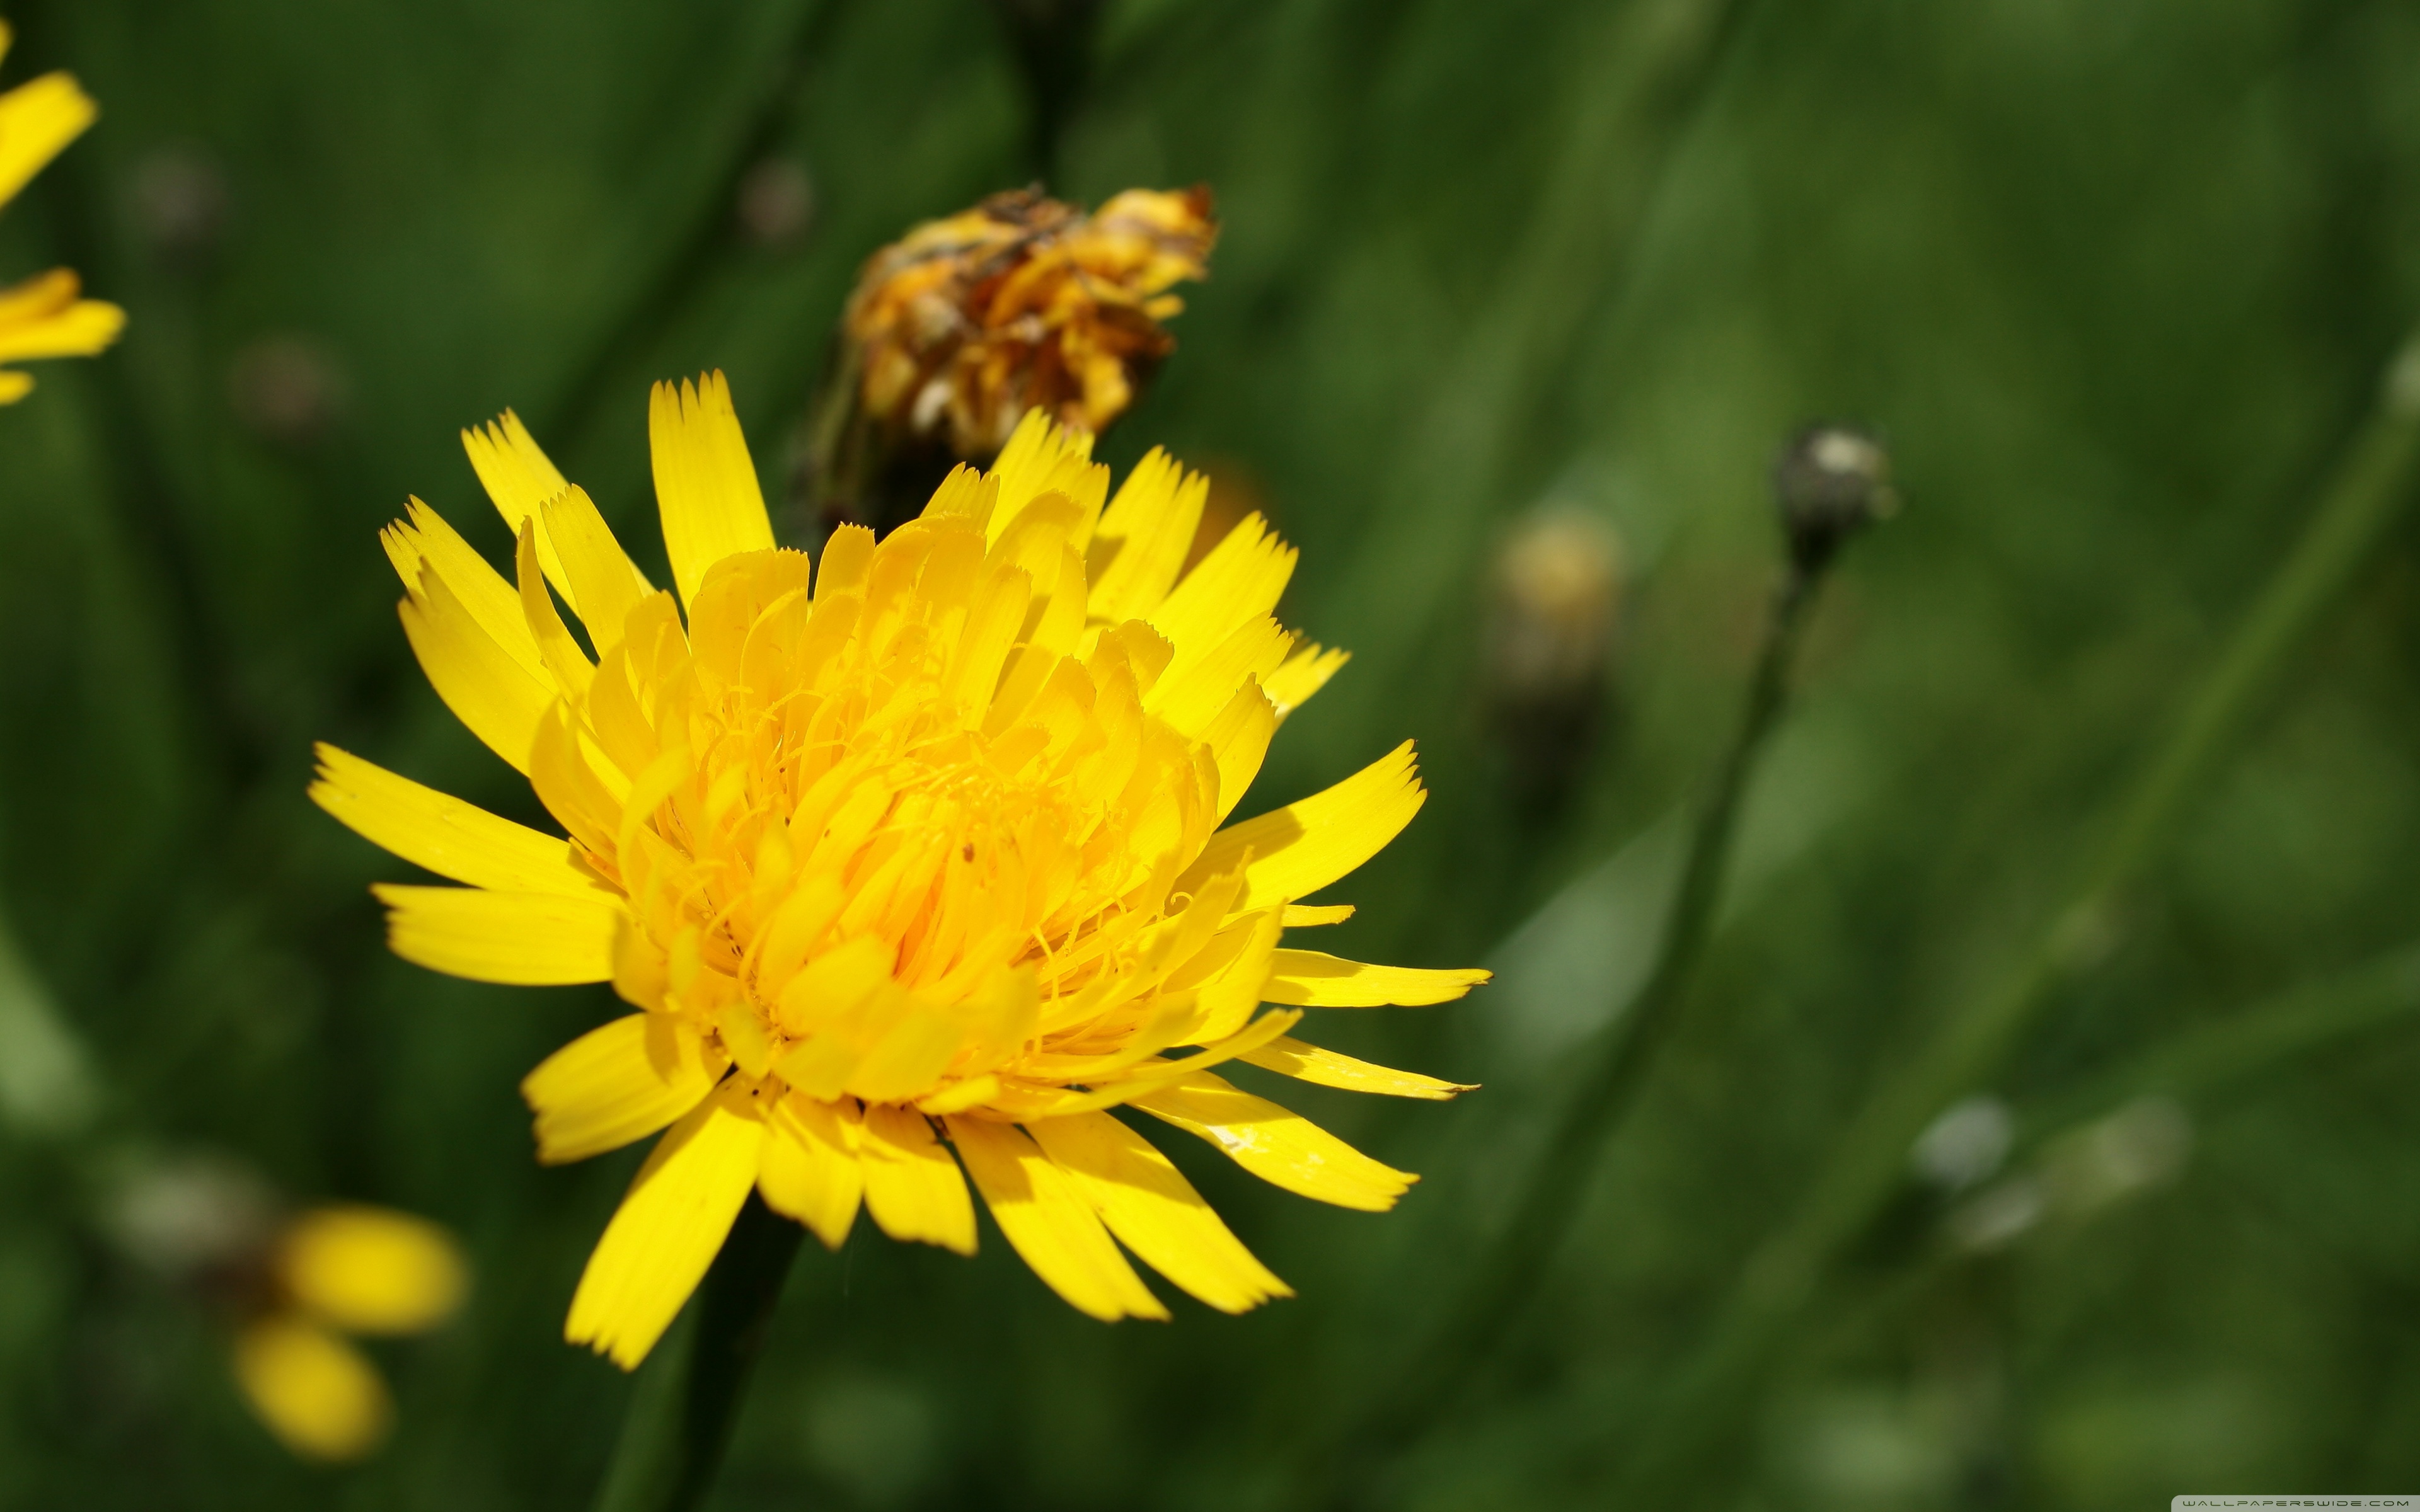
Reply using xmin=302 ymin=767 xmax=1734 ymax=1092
xmin=314 ymin=374 xmax=1485 ymax=1367
xmin=0 ymin=23 xmax=123 ymax=402
xmin=233 ymin=1205 xmax=468 ymax=1461
xmin=848 ymin=186 xmax=1215 ymax=459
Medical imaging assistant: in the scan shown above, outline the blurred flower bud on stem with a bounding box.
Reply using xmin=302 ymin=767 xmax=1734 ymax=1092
xmin=228 ymin=334 xmax=349 ymax=449
xmin=1485 ymin=506 xmax=1625 ymax=808
xmin=1774 ymin=424 xmax=1896 ymax=572
xmin=797 ymin=185 xmax=1215 ymax=537
xmin=736 ymin=156 xmax=815 ymax=249
xmin=103 ymin=1154 xmax=466 ymax=1462
xmin=127 ymin=144 xmax=229 ymax=268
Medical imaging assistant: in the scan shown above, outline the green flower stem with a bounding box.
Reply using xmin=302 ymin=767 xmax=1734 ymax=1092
xmin=1320 ymin=547 xmax=1837 ymax=1502
xmin=592 ymin=1194 xmax=805 ymax=1512
xmin=1611 ymin=334 xmax=2420 ymax=1498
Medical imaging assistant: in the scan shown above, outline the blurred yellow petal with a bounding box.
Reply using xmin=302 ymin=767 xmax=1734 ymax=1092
xmin=0 ymin=71 xmax=94 ymax=208
xmin=0 ymin=269 xmax=120 ymax=361
xmin=567 ymin=1086 xmax=766 ymax=1370
xmin=232 ymin=1315 xmax=393 ymax=1462
xmin=946 ymin=1116 xmax=1167 ymax=1321
xmin=649 ymin=370 xmax=773 ymax=609
xmin=522 ymin=1013 xmax=726 ymax=1164
xmin=859 ymin=1103 xmax=976 ymax=1255
xmin=1025 ymin=1109 xmax=1289 ymax=1314
xmin=277 ymin=1205 xmax=468 ymax=1335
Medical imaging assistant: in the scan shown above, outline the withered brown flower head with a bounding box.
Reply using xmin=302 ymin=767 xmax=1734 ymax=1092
xmin=846 ymin=185 xmax=1216 ymax=458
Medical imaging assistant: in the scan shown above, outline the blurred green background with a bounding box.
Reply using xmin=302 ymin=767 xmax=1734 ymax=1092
xmin=4 ymin=0 xmax=2420 ymax=1506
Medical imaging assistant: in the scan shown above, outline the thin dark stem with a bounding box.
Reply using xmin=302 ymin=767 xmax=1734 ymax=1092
xmin=987 ymin=0 xmax=1105 ymax=187
xmin=1315 ymin=555 xmax=1830 ymax=1508
xmin=591 ymin=1194 xmax=805 ymax=1512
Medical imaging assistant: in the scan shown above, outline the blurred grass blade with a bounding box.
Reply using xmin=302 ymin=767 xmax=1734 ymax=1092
xmin=0 ymin=907 xmax=96 ymax=1138
xmin=1612 ymin=329 xmax=2420 ymax=1496
xmin=2015 ymin=942 xmax=2420 ymax=1153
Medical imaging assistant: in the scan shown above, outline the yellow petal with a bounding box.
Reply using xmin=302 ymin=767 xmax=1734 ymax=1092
xmin=858 ymin=1103 xmax=976 ymax=1255
xmin=233 ymin=1315 xmax=393 ymax=1462
xmin=1085 ymin=448 xmax=1206 ymax=624
xmin=1147 ymin=617 xmax=1291 ymax=740
xmin=650 ymin=370 xmax=774 ymax=609
xmin=0 ymin=272 xmax=121 ymax=362
xmin=1261 ymin=950 xmax=1490 ymax=1007
xmin=1281 ymin=903 xmax=1354 ymax=927
xmin=1025 ymin=1110 xmax=1289 ymax=1314
xmin=1148 ymin=513 xmax=1296 ymax=668
xmin=397 ymin=565 xmax=555 ymax=774
xmin=372 ymin=885 xmax=623 ymax=985
xmin=1183 ymin=741 xmax=1426 ymax=912
xmin=945 ymin=1116 xmax=1168 ymax=1322
xmin=515 ymin=518 xmax=597 ymax=699
xmin=540 ymin=484 xmax=648 ymax=656
xmin=381 ymin=496 xmax=548 ymax=685
xmin=1238 ymin=1036 xmax=1475 ymax=1100
xmin=463 ymin=409 xmax=577 ymax=603
xmin=310 ymin=743 xmax=602 ymax=896
xmin=1197 ymin=680 xmax=1278 ymax=823
xmin=986 ymin=409 xmax=1107 ymax=546
xmin=1129 ymin=1072 xmax=1415 ymax=1211
xmin=522 ymin=1013 xmax=727 ymax=1164
xmin=0 ymin=70 xmax=94 ymax=207
xmin=1262 ymin=643 xmax=1349 ymax=720
xmin=758 ymin=1093 xmax=864 ymax=1250
xmin=566 ymin=1085 xmax=766 ymax=1370
xmin=277 ymin=1205 xmax=469 ymax=1334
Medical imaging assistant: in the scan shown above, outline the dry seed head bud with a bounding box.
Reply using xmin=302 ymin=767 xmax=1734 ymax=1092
xmin=1773 ymin=424 xmax=1895 ymax=569
xmin=845 ymin=185 xmax=1216 ymax=459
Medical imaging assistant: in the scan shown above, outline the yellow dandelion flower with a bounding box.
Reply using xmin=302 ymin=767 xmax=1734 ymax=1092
xmin=848 ymin=186 xmax=1216 ymax=459
xmin=0 ymin=23 xmax=124 ymax=403
xmin=313 ymin=374 xmax=1485 ymax=1367
xmin=234 ymin=1205 xmax=469 ymax=1462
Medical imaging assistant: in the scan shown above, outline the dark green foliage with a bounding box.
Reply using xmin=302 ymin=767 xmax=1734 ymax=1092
xmin=1 ymin=0 xmax=2418 ymax=1506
